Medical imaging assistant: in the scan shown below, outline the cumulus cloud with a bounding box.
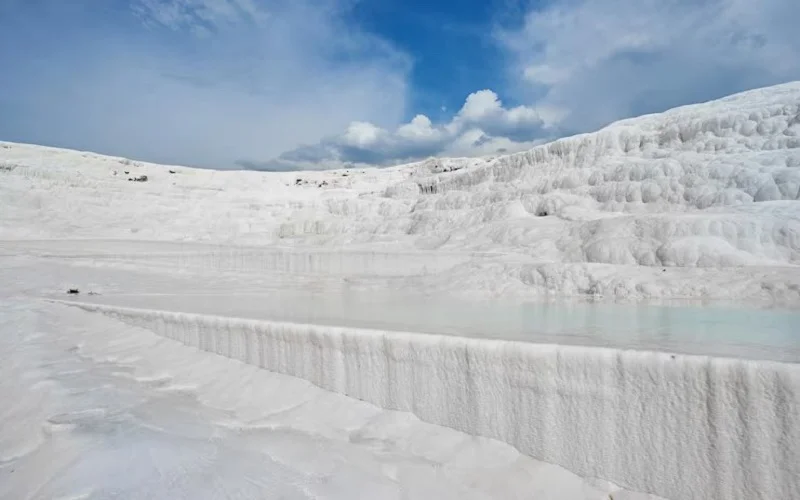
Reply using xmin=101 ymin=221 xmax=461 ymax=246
xmin=5 ymin=0 xmax=798 ymax=171
xmin=497 ymin=0 xmax=800 ymax=132
xmin=250 ymin=0 xmax=800 ymax=171
xmin=253 ymin=89 xmax=552 ymax=170
xmin=0 ymin=0 xmax=410 ymax=169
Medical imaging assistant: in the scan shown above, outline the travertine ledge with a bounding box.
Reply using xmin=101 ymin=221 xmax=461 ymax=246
xmin=65 ymin=301 xmax=800 ymax=500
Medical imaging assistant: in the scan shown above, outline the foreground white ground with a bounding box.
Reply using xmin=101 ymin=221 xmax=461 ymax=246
xmin=1 ymin=288 xmax=662 ymax=499
xmin=2 ymin=82 xmax=800 ymax=499
xmin=1 ymin=252 xmax=796 ymax=500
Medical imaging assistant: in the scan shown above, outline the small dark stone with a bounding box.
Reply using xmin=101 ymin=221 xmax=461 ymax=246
xmin=169 ymin=170 xmax=176 ymax=174
xmin=67 ymin=289 xmax=80 ymax=294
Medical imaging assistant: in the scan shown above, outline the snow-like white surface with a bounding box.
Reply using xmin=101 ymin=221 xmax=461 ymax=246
xmin=49 ymin=300 xmax=800 ymax=500
xmin=3 ymin=82 xmax=800 ymax=499
xmin=2 ymin=298 xmax=663 ymax=500
xmin=4 ymin=241 xmax=798 ymax=362
xmin=2 ymin=82 xmax=800 ymax=302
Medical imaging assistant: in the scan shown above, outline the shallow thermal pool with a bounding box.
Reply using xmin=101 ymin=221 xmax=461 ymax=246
xmin=3 ymin=241 xmax=798 ymax=363
xmin=75 ymin=290 xmax=800 ymax=363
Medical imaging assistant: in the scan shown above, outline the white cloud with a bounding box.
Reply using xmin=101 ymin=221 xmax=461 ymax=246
xmin=255 ymin=0 xmax=800 ymax=171
xmin=450 ymin=89 xmax=556 ymax=139
xmin=457 ymin=90 xmax=503 ymax=121
xmin=260 ymin=89 xmax=550 ymax=170
xmin=396 ymin=115 xmax=440 ymax=142
xmin=498 ymin=0 xmax=800 ymax=132
xmin=132 ymin=0 xmax=265 ymax=32
xmin=522 ymin=64 xmax=569 ymax=86
xmin=341 ymin=122 xmax=386 ymax=149
xmin=7 ymin=0 xmax=797 ymax=171
xmin=0 ymin=0 xmax=410 ymax=169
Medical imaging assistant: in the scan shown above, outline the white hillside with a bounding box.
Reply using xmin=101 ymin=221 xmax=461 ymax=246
xmin=2 ymin=82 xmax=800 ymax=303
xmin=3 ymin=83 xmax=800 ymax=500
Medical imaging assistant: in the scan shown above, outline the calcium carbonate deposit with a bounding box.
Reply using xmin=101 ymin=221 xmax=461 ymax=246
xmin=2 ymin=82 xmax=800 ymax=500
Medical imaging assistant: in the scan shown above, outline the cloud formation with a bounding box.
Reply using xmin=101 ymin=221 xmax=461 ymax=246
xmin=3 ymin=0 xmax=799 ymax=171
xmin=0 ymin=0 xmax=410 ymax=169
xmin=133 ymin=0 xmax=264 ymax=33
xmin=256 ymin=0 xmax=800 ymax=170
xmin=498 ymin=0 xmax=800 ymax=132
xmin=254 ymin=89 xmax=552 ymax=170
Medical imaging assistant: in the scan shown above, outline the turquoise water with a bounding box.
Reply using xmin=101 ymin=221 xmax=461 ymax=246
xmin=5 ymin=241 xmax=796 ymax=362
xmin=79 ymin=291 xmax=800 ymax=363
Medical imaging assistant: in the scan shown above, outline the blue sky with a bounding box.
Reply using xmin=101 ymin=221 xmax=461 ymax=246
xmin=349 ymin=0 xmax=515 ymax=120
xmin=1 ymin=0 xmax=799 ymax=170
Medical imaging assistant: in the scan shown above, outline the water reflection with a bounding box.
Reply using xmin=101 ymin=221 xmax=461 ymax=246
xmin=82 ymin=291 xmax=800 ymax=362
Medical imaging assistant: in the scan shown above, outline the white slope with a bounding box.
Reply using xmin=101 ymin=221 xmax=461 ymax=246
xmin=2 ymin=82 xmax=800 ymax=500
xmin=0 ymin=282 xmax=662 ymax=500
xmin=2 ymin=82 xmax=800 ymax=303
xmin=2 ymin=252 xmax=796 ymax=500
